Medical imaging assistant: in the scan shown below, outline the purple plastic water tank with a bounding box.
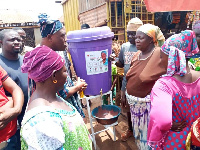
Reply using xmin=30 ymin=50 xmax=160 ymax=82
xmin=67 ymin=26 xmax=114 ymax=96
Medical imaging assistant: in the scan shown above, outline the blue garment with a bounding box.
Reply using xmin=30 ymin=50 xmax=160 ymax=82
xmin=3 ymin=132 xmax=18 ymax=150
xmin=38 ymin=13 xmax=63 ymax=38
xmin=0 ymin=54 xmax=28 ymax=127
xmin=191 ymin=53 xmax=200 ymax=58
xmin=57 ymin=51 xmax=85 ymax=118
xmin=57 ymin=75 xmax=85 ymax=118
xmin=64 ymin=51 xmax=72 ymax=78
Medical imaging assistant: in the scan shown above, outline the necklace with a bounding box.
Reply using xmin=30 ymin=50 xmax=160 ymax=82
xmin=138 ymin=47 xmax=156 ymax=60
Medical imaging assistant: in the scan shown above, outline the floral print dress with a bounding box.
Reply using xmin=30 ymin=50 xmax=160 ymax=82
xmin=21 ymin=98 xmax=92 ymax=150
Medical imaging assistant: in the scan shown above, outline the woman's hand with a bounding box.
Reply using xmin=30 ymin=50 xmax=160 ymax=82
xmin=121 ymin=91 xmax=127 ymax=108
xmin=75 ymin=77 xmax=87 ymax=92
xmin=171 ymin=120 xmax=187 ymax=132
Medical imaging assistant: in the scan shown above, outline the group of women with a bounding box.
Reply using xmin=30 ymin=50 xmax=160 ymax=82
xmin=18 ymin=14 xmax=200 ymax=149
xmin=125 ymin=20 xmax=200 ymax=149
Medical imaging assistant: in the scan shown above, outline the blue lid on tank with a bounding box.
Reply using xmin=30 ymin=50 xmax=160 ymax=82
xmin=67 ymin=26 xmax=114 ymax=42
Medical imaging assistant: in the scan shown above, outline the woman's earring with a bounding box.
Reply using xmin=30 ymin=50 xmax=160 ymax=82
xmin=53 ymin=80 xmax=57 ymax=84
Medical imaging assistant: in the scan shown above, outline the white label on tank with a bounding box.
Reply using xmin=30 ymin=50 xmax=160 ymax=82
xmin=85 ymin=49 xmax=108 ymax=75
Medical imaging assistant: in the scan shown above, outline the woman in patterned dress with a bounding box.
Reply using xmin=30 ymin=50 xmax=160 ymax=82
xmin=20 ymin=46 xmax=92 ymax=150
xmin=148 ymin=30 xmax=200 ymax=149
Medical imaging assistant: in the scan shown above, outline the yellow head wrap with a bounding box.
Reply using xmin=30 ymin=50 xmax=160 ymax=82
xmin=137 ymin=24 xmax=165 ymax=47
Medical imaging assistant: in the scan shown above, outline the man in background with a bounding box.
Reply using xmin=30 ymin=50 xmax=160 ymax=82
xmin=0 ymin=29 xmax=27 ymax=149
xmin=12 ymin=27 xmax=33 ymax=55
xmin=109 ymin=17 xmax=143 ymax=141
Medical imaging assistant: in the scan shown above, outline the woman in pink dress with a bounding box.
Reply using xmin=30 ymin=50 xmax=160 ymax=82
xmin=147 ymin=30 xmax=200 ymax=149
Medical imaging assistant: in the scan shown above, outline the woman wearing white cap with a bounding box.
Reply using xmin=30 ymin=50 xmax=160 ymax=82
xmin=110 ymin=17 xmax=143 ymax=142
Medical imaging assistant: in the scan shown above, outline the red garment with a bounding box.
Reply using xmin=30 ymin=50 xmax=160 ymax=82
xmin=0 ymin=66 xmax=17 ymax=143
xmin=191 ymin=118 xmax=200 ymax=147
xmin=144 ymin=0 xmax=200 ymax=12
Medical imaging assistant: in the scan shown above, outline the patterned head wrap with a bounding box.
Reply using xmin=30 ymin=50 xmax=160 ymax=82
xmin=137 ymin=24 xmax=165 ymax=47
xmin=21 ymin=45 xmax=65 ymax=82
xmin=161 ymin=30 xmax=199 ymax=76
xmin=38 ymin=13 xmax=64 ymax=38
xmin=193 ymin=20 xmax=200 ymax=30
xmin=127 ymin=17 xmax=143 ymax=31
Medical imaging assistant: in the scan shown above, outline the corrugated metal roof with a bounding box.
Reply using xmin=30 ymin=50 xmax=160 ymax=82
xmin=0 ymin=9 xmax=38 ymax=24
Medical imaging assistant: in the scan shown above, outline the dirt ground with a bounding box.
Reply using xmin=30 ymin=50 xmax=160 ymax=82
xmin=82 ymin=97 xmax=138 ymax=150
